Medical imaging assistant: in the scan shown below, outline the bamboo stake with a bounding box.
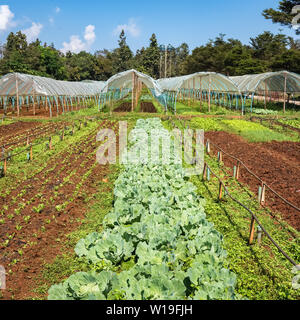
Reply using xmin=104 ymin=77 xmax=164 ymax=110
xmin=264 ymin=81 xmax=267 ymax=110
xmin=236 ymin=161 xmax=240 ymax=180
xmin=208 ymin=74 xmax=211 ymax=112
xmin=249 ymin=216 xmax=255 ymax=245
xmin=283 ymin=73 xmax=287 ymax=113
xmin=203 ymin=163 xmax=207 ymax=180
xmin=33 ymin=89 xmax=36 ymax=116
xmin=3 ymin=158 xmax=7 ymax=176
xmin=200 ymin=77 xmax=202 ymax=108
xmin=218 ymin=182 xmax=223 ymax=200
xmin=131 ymin=72 xmax=134 ymax=112
xmin=16 ymin=74 xmax=20 ymax=117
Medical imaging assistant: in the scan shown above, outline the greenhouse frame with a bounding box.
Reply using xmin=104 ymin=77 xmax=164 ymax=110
xmin=230 ymin=71 xmax=300 ymax=112
xmin=0 ymin=69 xmax=300 ymax=117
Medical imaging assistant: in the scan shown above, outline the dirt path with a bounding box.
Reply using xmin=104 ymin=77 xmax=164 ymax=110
xmin=0 ymin=120 xmax=118 ymax=299
xmin=205 ymin=131 xmax=300 ymax=231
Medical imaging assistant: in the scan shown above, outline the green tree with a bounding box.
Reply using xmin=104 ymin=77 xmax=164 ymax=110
xmin=263 ymin=0 xmax=300 ymax=35
xmin=113 ymin=30 xmax=133 ymax=73
xmin=250 ymin=31 xmax=290 ymax=61
xmin=136 ymin=34 xmax=160 ymax=78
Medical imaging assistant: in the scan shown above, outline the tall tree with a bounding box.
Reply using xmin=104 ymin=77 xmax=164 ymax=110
xmin=263 ymin=0 xmax=300 ymax=35
xmin=114 ymin=30 xmax=133 ymax=73
xmin=138 ymin=34 xmax=160 ymax=78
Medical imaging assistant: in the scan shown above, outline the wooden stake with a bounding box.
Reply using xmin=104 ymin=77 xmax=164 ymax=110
xmin=218 ymin=151 xmax=223 ymax=163
xmin=218 ymin=182 xmax=223 ymax=200
xmin=236 ymin=161 xmax=240 ymax=180
xmin=208 ymin=74 xmax=212 ymax=112
xmin=33 ymin=89 xmax=36 ymax=116
xmin=30 ymin=145 xmax=33 ymax=161
xmin=260 ymin=184 xmax=266 ymax=206
xmin=264 ymin=81 xmax=267 ymax=110
xmin=203 ymin=163 xmax=207 ymax=180
xmin=199 ymin=77 xmax=202 ymax=108
xmin=4 ymin=158 xmax=7 ymax=176
xmin=131 ymin=72 xmax=135 ymax=112
xmin=283 ymin=73 xmax=287 ymax=113
xmin=249 ymin=216 xmax=255 ymax=245
xmin=206 ymin=140 xmax=211 ymax=154
xmin=257 ymin=226 xmax=262 ymax=245
xmin=16 ymin=74 xmax=20 ymax=117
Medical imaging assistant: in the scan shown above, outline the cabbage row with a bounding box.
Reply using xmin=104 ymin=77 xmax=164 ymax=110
xmin=48 ymin=118 xmax=239 ymax=300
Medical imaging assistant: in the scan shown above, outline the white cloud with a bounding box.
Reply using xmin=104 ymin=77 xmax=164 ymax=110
xmin=0 ymin=5 xmax=15 ymax=31
xmin=49 ymin=17 xmax=54 ymax=24
xmin=84 ymin=25 xmax=96 ymax=44
xmin=61 ymin=25 xmax=96 ymax=54
xmin=55 ymin=7 xmax=61 ymax=13
xmin=61 ymin=35 xmax=86 ymax=53
xmin=22 ymin=22 xmax=43 ymax=42
xmin=113 ymin=18 xmax=140 ymax=38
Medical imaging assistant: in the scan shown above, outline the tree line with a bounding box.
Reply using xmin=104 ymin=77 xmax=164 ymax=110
xmin=0 ymin=0 xmax=299 ymax=81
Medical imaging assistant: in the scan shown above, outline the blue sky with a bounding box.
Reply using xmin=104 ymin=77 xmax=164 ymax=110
xmin=0 ymin=0 xmax=297 ymax=54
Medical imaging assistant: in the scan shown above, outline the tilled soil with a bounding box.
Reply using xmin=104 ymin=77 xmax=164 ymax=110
xmin=114 ymin=102 xmax=132 ymax=112
xmin=0 ymin=120 xmax=118 ymax=300
xmin=140 ymin=102 xmax=157 ymax=113
xmin=204 ymin=131 xmax=300 ymax=231
xmin=0 ymin=122 xmax=43 ymax=142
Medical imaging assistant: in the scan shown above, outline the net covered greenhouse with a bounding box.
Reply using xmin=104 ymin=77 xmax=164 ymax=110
xmin=0 ymin=69 xmax=300 ymax=117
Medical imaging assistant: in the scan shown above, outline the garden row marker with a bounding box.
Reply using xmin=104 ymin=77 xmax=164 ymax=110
xmin=233 ymin=166 xmax=237 ymax=179
xmin=218 ymin=182 xmax=223 ymax=200
xmin=236 ymin=161 xmax=240 ymax=180
xmin=257 ymin=226 xmax=263 ymax=245
xmin=260 ymin=184 xmax=266 ymax=206
xmin=258 ymin=186 xmax=262 ymax=204
xmin=206 ymin=141 xmax=211 ymax=154
xmin=249 ymin=216 xmax=256 ymax=245
xmin=203 ymin=163 xmax=207 ymax=180
xmin=218 ymin=151 xmax=223 ymax=163
xmin=207 ymin=166 xmax=210 ymax=181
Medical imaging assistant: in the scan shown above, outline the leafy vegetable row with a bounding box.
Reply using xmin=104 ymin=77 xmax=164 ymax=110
xmin=48 ymin=118 xmax=240 ymax=300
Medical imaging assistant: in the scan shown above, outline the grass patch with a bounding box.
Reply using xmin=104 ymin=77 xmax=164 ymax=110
xmin=222 ymin=119 xmax=294 ymax=142
xmin=189 ymin=117 xmax=225 ymax=131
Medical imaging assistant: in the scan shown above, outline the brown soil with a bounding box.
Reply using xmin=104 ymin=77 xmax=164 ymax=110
xmin=0 ymin=120 xmax=118 ymax=300
xmin=205 ymin=131 xmax=300 ymax=231
xmin=1 ymin=105 xmax=88 ymax=118
xmin=0 ymin=121 xmax=71 ymax=151
xmin=0 ymin=121 xmax=43 ymax=142
xmin=141 ymin=102 xmax=157 ymax=113
xmin=114 ymin=102 xmax=132 ymax=112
